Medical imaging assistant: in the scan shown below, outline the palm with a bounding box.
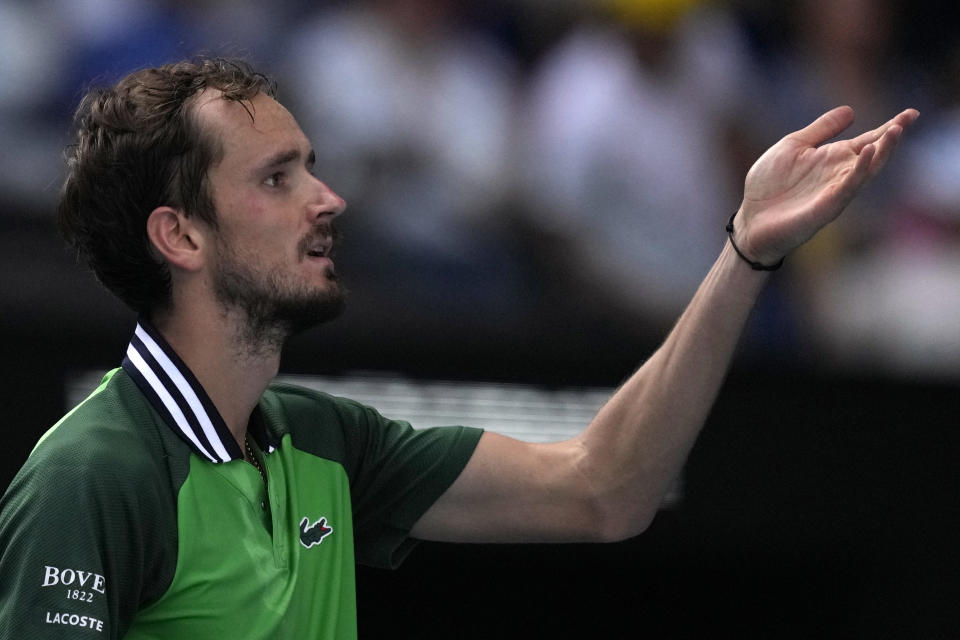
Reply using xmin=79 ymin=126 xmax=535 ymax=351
xmin=734 ymin=106 xmax=918 ymax=265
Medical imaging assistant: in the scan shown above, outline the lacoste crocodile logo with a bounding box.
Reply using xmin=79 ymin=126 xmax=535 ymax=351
xmin=299 ymin=516 xmax=333 ymax=548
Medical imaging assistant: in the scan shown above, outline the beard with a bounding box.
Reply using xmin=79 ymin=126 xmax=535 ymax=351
xmin=211 ymin=226 xmax=346 ymax=354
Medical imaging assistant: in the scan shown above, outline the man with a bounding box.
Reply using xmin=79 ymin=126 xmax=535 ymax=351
xmin=0 ymin=58 xmax=917 ymax=638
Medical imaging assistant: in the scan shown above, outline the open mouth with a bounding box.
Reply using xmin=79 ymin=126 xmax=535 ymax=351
xmin=303 ymin=236 xmax=333 ymax=260
xmin=301 ymin=223 xmax=338 ymax=261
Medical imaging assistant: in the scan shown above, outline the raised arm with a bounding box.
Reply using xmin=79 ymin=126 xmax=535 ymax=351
xmin=411 ymin=107 xmax=919 ymax=544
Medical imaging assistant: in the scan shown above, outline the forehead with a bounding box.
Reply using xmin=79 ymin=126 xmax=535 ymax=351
xmin=193 ymin=90 xmax=308 ymax=170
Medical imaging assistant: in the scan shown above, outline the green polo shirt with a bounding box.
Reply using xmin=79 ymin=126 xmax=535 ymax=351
xmin=0 ymin=320 xmax=482 ymax=638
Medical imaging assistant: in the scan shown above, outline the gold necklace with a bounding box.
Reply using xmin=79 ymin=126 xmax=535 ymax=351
xmin=245 ymin=434 xmax=267 ymax=487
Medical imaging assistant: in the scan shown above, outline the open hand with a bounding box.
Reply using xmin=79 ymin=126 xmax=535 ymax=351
xmin=731 ymin=106 xmax=919 ymax=266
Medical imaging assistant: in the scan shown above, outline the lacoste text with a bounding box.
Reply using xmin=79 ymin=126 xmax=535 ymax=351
xmin=45 ymin=611 xmax=104 ymax=631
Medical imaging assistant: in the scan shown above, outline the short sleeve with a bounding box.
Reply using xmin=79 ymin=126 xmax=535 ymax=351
xmin=0 ymin=430 xmax=175 ymax=639
xmin=347 ymin=406 xmax=482 ymax=569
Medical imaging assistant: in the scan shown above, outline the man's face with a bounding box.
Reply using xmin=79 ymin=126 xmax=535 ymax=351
xmin=196 ymin=91 xmax=347 ymax=342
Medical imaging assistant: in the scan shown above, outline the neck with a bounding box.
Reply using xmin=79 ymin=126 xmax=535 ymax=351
xmin=152 ymin=304 xmax=282 ymax=450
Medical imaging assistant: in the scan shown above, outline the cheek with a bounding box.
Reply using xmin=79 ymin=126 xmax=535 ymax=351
xmin=214 ymin=194 xmax=300 ymax=263
xmin=219 ymin=191 xmax=268 ymax=223
xmin=217 ymin=200 xmax=277 ymax=246
xmin=226 ymin=227 xmax=298 ymax=272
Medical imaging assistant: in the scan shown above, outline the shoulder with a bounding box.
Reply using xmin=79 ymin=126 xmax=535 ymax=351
xmin=6 ymin=369 xmax=182 ymax=533
xmin=259 ymin=380 xmax=481 ymax=478
xmin=259 ymin=380 xmax=398 ymax=470
xmin=261 ymin=380 xmax=394 ymax=437
xmin=28 ymin=369 xmax=168 ymax=485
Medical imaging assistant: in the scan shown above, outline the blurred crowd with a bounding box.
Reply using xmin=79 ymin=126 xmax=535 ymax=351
xmin=2 ymin=0 xmax=959 ymax=378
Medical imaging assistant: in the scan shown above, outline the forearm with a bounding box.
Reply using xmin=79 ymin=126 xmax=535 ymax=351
xmin=414 ymin=107 xmax=916 ymax=545
xmin=577 ymin=240 xmax=768 ymax=539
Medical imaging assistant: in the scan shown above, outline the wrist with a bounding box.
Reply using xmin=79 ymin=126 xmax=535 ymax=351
xmin=725 ymin=211 xmax=783 ymax=271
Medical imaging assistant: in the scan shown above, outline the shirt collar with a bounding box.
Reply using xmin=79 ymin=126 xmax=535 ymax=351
xmin=121 ymin=318 xmax=278 ymax=463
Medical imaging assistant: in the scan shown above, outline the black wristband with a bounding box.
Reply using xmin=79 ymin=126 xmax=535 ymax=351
xmin=725 ymin=212 xmax=784 ymax=271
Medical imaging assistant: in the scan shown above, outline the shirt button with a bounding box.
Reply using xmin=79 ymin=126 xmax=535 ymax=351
xmin=260 ymin=500 xmax=268 ymax=511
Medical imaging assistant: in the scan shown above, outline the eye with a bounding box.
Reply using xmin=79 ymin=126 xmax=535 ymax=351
xmin=263 ymin=172 xmax=285 ymax=188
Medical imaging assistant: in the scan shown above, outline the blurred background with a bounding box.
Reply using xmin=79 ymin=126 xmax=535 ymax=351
xmin=2 ymin=0 xmax=960 ymax=636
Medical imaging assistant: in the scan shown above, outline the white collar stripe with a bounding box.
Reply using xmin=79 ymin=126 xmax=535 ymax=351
xmin=132 ymin=325 xmax=232 ymax=462
xmin=126 ymin=334 xmax=224 ymax=462
xmin=122 ymin=320 xmax=244 ymax=463
xmin=125 ymin=344 xmax=220 ymax=463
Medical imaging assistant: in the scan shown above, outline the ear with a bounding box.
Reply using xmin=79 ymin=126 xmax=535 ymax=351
xmin=146 ymin=206 xmax=208 ymax=272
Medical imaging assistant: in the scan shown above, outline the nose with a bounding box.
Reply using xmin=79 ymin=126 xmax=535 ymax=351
xmin=309 ymin=178 xmax=347 ymax=221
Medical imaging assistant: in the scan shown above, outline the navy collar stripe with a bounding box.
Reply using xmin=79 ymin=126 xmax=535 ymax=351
xmin=131 ymin=325 xmax=234 ymax=462
xmin=123 ymin=320 xmax=246 ymax=463
xmin=124 ymin=344 xmax=222 ymax=462
xmin=134 ymin=322 xmax=235 ymax=443
xmin=122 ymin=356 xmax=197 ymax=455
xmin=128 ymin=334 xmax=222 ymax=462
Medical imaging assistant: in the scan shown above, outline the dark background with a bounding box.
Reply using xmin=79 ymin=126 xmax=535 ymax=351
xmin=358 ymin=373 xmax=960 ymax=638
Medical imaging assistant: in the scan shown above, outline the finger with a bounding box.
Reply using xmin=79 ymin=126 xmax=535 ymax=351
xmin=831 ymin=142 xmax=876 ymax=211
xmin=790 ymin=105 xmax=855 ymax=147
xmin=865 ymin=123 xmax=904 ymax=178
xmin=849 ymin=108 xmax=919 ymax=153
xmin=894 ymin=107 xmax=920 ymax=127
xmin=849 ymin=124 xmax=891 ymax=154
xmin=850 ymin=141 xmax=876 ymax=189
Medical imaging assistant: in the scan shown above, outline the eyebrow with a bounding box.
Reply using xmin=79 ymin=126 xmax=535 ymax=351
xmin=259 ymin=149 xmax=299 ymax=171
xmin=257 ymin=148 xmax=316 ymax=173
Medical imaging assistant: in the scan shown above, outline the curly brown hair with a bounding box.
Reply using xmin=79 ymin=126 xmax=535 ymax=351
xmin=58 ymin=58 xmax=276 ymax=315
